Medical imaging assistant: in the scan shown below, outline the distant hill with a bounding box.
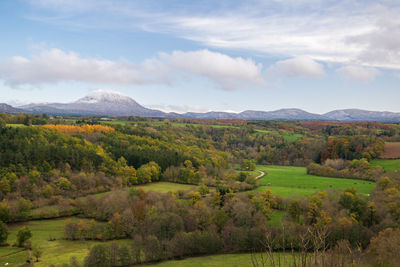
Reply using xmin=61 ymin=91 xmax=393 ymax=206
xmin=0 ymin=103 xmax=23 ymax=113
xmin=323 ymin=109 xmax=400 ymax=122
xmin=237 ymin=109 xmax=328 ymax=120
xmin=20 ymin=90 xmax=165 ymax=117
xmin=3 ymin=90 xmax=399 ymax=122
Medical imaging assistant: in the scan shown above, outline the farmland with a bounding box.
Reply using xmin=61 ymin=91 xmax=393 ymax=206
xmin=379 ymin=142 xmax=400 ymax=159
xmin=370 ymin=159 xmax=400 ymax=172
xmin=256 ymin=165 xmax=376 ymax=197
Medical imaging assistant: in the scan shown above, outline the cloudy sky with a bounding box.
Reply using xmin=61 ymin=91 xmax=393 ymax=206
xmin=0 ymin=0 xmax=399 ymax=113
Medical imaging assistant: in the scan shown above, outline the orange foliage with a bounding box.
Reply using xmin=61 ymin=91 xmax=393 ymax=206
xmin=42 ymin=124 xmax=115 ymax=134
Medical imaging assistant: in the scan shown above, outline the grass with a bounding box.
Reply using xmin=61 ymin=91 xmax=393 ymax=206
xmin=254 ymin=130 xmax=303 ymax=141
xmin=0 ymin=218 xmax=131 ymax=266
xmin=134 ymin=182 xmax=200 ymax=193
xmin=282 ymin=133 xmax=303 ymax=142
xmin=148 ymin=253 xmax=299 ymax=267
xmin=370 ymin=159 xmax=400 ymax=172
xmin=256 ymin=165 xmax=375 ymax=197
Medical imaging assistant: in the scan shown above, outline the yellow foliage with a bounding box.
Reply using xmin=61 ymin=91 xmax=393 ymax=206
xmin=42 ymin=124 xmax=114 ymax=134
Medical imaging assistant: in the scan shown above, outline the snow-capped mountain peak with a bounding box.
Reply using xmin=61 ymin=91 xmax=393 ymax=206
xmin=75 ymin=90 xmax=133 ymax=104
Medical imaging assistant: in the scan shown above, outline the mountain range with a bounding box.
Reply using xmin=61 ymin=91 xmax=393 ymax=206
xmin=3 ymin=90 xmax=400 ymax=122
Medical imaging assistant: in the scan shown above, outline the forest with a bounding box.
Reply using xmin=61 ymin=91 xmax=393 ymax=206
xmin=0 ymin=113 xmax=399 ymax=266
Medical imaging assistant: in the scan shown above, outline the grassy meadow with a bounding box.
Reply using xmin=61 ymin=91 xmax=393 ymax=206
xmin=256 ymin=165 xmax=376 ymax=197
xmin=148 ymin=252 xmax=302 ymax=267
xmin=0 ymin=218 xmax=131 ymax=266
xmin=370 ymin=159 xmax=400 ymax=172
xmin=133 ymin=181 xmax=201 ymax=193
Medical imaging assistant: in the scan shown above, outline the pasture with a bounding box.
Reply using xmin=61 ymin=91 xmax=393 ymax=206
xmin=0 ymin=218 xmax=131 ymax=266
xmin=256 ymin=165 xmax=375 ymax=197
xmin=134 ymin=181 xmax=200 ymax=193
xmin=371 ymin=159 xmax=400 ymax=172
xmin=149 ymin=252 xmax=301 ymax=267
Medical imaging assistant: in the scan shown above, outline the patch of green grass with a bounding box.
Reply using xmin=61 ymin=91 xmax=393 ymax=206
xmin=370 ymin=159 xmax=400 ymax=172
xmin=148 ymin=253 xmax=299 ymax=267
xmin=134 ymin=182 xmax=199 ymax=193
xmin=256 ymin=165 xmax=375 ymax=197
xmin=282 ymin=133 xmax=303 ymax=142
xmin=0 ymin=247 xmax=23 ymax=257
xmin=254 ymin=130 xmax=303 ymax=141
xmin=1 ymin=218 xmax=131 ymax=266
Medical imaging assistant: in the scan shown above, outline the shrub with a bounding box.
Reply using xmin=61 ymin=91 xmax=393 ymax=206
xmin=17 ymin=226 xmax=32 ymax=247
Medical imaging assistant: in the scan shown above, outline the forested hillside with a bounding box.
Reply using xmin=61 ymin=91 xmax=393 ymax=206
xmin=0 ymin=114 xmax=399 ymax=266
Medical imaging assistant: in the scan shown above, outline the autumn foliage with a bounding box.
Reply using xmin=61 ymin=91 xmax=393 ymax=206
xmin=42 ymin=124 xmax=115 ymax=134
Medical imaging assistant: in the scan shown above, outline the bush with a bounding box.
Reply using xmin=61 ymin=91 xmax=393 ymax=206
xmin=0 ymin=221 xmax=8 ymax=244
xmin=17 ymin=226 xmax=32 ymax=247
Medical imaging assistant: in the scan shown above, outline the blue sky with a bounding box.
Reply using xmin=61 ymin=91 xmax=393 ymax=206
xmin=0 ymin=0 xmax=399 ymax=114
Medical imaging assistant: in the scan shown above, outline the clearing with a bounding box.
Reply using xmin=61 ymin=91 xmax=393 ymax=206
xmin=371 ymin=159 xmax=400 ymax=172
xmin=256 ymin=165 xmax=375 ymax=197
xmin=134 ymin=181 xmax=200 ymax=193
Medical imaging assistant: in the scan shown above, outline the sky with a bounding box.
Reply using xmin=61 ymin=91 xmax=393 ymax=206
xmin=0 ymin=0 xmax=399 ymax=114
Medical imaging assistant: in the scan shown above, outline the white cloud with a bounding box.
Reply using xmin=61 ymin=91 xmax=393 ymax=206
xmin=0 ymin=48 xmax=267 ymax=90
xmin=0 ymin=49 xmax=146 ymax=86
xmin=154 ymin=50 xmax=266 ymax=90
xmin=25 ymin=0 xmax=400 ymax=70
xmin=270 ymin=56 xmax=325 ymax=78
xmin=337 ymin=65 xmax=380 ymax=82
xmin=346 ymin=11 xmax=400 ymax=69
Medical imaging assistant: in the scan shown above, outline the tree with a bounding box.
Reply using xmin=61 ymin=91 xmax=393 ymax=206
xmin=0 ymin=118 xmax=5 ymax=128
xmin=0 ymin=201 xmax=10 ymax=222
xmin=0 ymin=178 xmax=10 ymax=195
xmin=288 ymin=200 xmax=301 ymax=223
xmin=17 ymin=226 xmax=32 ymax=247
xmin=367 ymin=228 xmax=400 ymax=267
xmin=119 ymin=246 xmax=132 ymax=266
xmin=0 ymin=221 xmax=8 ymax=244
xmin=84 ymin=244 xmax=110 ymax=267
xmin=198 ymin=184 xmax=209 ymax=196
xmin=143 ymin=235 xmax=162 ymax=262
xmin=241 ymin=159 xmax=256 ymax=171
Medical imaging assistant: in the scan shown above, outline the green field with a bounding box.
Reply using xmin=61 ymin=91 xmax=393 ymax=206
xmin=0 ymin=218 xmax=131 ymax=266
xmin=148 ymin=252 xmax=299 ymax=267
xmin=256 ymin=165 xmax=375 ymax=197
xmin=254 ymin=130 xmax=303 ymax=141
xmin=370 ymin=159 xmax=400 ymax=172
xmin=134 ymin=181 xmax=200 ymax=193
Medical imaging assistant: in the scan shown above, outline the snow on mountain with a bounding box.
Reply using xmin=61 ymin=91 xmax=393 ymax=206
xmin=10 ymin=90 xmax=400 ymax=122
xmin=20 ymin=90 xmax=165 ymax=117
xmin=75 ymin=90 xmax=132 ymax=104
xmin=324 ymin=109 xmax=400 ymax=122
